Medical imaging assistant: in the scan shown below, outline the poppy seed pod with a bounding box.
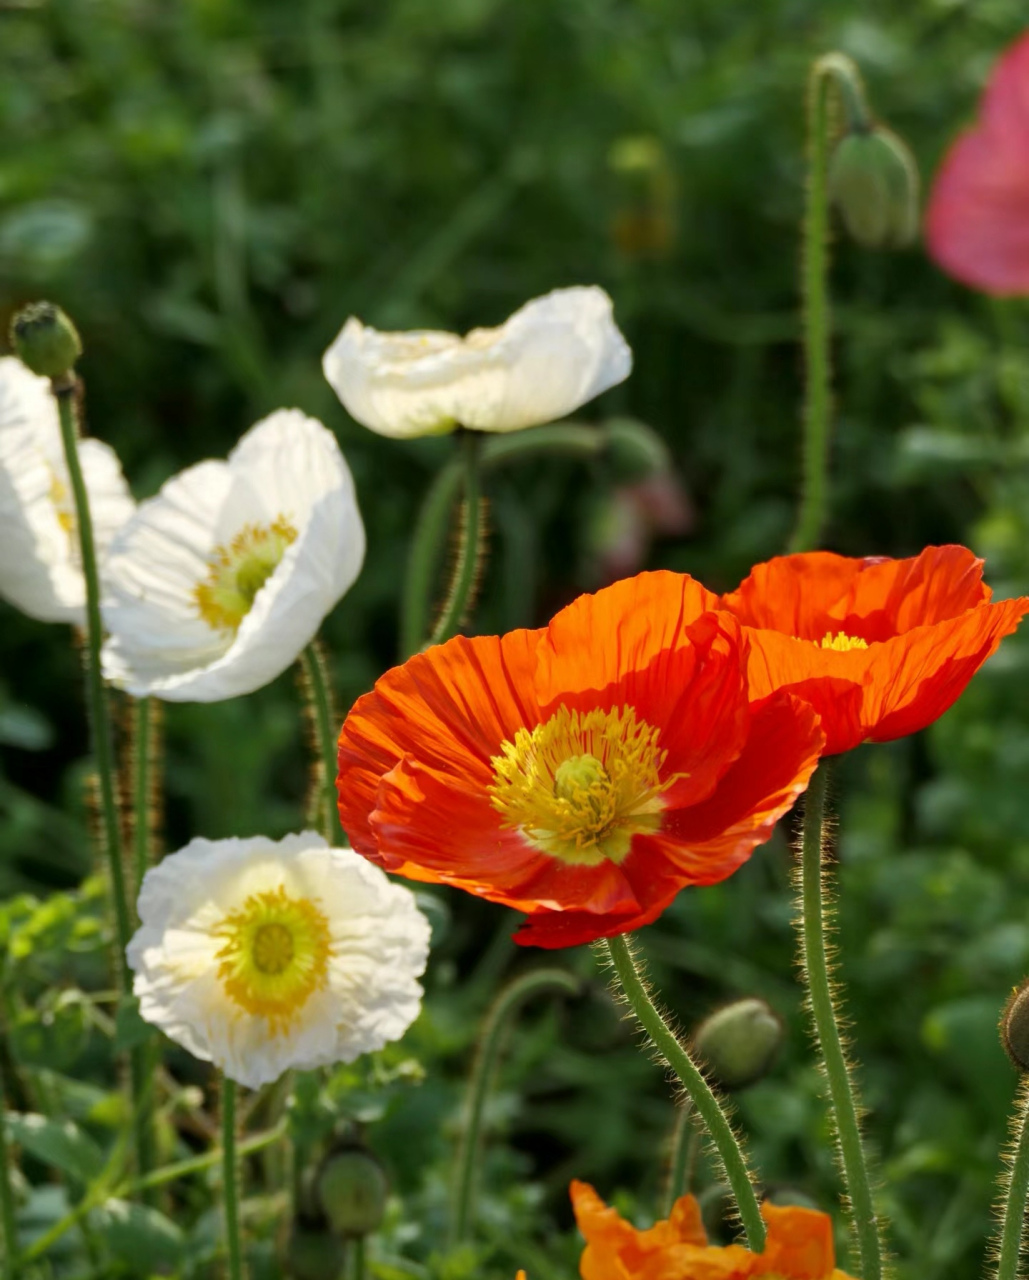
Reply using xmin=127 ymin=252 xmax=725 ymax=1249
xmin=316 ymin=1145 xmax=389 ymax=1239
xmin=828 ymin=126 xmax=920 ymax=250
xmin=693 ymin=997 xmax=783 ymax=1091
xmin=1001 ymin=980 xmax=1029 ymax=1072
xmin=10 ymin=302 xmax=82 ymax=380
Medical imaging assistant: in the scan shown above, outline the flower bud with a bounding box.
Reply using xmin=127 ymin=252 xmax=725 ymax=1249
xmin=693 ymin=997 xmax=783 ymax=1091
xmin=1001 ymin=980 xmax=1029 ymax=1072
xmin=316 ymin=1145 xmax=388 ymax=1239
xmin=286 ymin=1217 xmax=346 ymax=1280
xmin=9 ymin=301 xmax=82 ymax=380
xmin=828 ymin=126 xmax=920 ymax=250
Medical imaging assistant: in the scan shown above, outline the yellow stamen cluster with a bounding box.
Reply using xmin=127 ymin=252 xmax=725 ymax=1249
xmin=816 ymin=631 xmax=869 ymax=652
xmin=490 ymin=704 xmax=674 ymax=866
xmin=49 ymin=470 xmax=75 ymax=537
xmin=215 ymin=885 xmax=331 ymax=1033
xmin=194 ymin=517 xmax=297 ymax=633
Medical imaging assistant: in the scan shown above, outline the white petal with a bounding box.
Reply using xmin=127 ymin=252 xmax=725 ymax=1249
xmin=127 ymin=833 xmax=429 ymax=1089
xmin=101 ymin=411 xmax=365 ymax=700
xmin=0 ymin=358 xmax=135 ymax=624
xmin=322 ymin=285 xmax=632 ymax=438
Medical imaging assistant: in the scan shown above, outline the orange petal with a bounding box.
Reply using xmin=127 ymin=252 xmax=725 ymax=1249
xmin=756 ymin=1203 xmax=836 ymax=1279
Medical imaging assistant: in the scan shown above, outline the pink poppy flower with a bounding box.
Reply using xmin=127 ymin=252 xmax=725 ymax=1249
xmin=926 ymin=32 xmax=1029 ymax=294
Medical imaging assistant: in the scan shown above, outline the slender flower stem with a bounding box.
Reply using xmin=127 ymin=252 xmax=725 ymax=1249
xmin=54 ymin=382 xmax=133 ymax=982
xmin=131 ymin=697 xmax=155 ymax=895
xmin=222 ymin=1078 xmax=245 ymax=1280
xmin=662 ymin=1102 xmax=701 ymax=1216
xmin=427 ymin=432 xmax=483 ymax=649
xmin=604 ymin=934 xmax=764 ymax=1250
xmin=401 ymin=423 xmax=607 ymax=657
xmin=450 ymin=968 xmax=580 ymax=1246
xmin=0 ymin=1055 xmax=19 ymax=1278
xmin=994 ymin=1078 xmax=1029 ymax=1280
xmin=348 ymin=1236 xmax=366 ymax=1280
xmin=798 ymin=763 xmax=883 ymax=1280
xmin=300 ymin=642 xmax=341 ymax=844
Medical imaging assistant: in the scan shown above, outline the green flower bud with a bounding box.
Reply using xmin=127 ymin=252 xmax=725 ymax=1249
xmin=693 ymin=997 xmax=783 ymax=1091
xmin=828 ymin=126 xmax=920 ymax=250
xmin=286 ymin=1218 xmax=346 ymax=1280
xmin=602 ymin=417 xmax=671 ymax=482
xmin=316 ymin=1145 xmax=388 ymax=1239
xmin=9 ymin=301 xmax=82 ymax=379
xmin=1001 ymin=980 xmax=1029 ymax=1072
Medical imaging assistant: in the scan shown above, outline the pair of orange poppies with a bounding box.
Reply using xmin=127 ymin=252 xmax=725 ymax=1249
xmin=336 ymin=545 xmax=1027 ymax=948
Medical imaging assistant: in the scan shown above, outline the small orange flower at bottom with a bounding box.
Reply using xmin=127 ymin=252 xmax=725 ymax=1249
xmin=570 ymin=1181 xmax=856 ymax=1280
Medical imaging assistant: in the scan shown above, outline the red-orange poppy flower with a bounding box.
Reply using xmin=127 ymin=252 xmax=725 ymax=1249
xmin=717 ymin=545 xmax=1028 ymax=755
xmin=570 ymin=1180 xmax=856 ymax=1280
xmin=336 ymin=572 xmax=823 ymax=948
xmin=926 ymin=32 xmax=1029 ymax=295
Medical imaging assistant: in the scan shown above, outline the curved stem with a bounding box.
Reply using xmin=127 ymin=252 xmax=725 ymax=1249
xmin=663 ymin=1102 xmax=701 ymax=1216
xmin=994 ymin=1077 xmax=1029 ymax=1280
xmin=0 ymin=1054 xmax=19 ymax=1278
xmin=222 ymin=1078 xmax=245 ymax=1280
xmin=427 ymin=432 xmax=483 ymax=649
xmin=54 ymin=382 xmax=132 ymax=982
xmin=789 ymin=60 xmax=834 ymax=555
xmin=400 ymin=423 xmax=607 ymax=657
xmin=604 ymin=934 xmax=764 ymax=1250
xmin=799 ymin=763 xmax=883 ymax=1280
xmin=300 ymin=642 xmax=341 ymax=844
xmin=450 ymin=968 xmax=580 ymax=1246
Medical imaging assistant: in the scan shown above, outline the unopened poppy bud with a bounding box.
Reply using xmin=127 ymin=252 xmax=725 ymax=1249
xmin=286 ymin=1217 xmax=346 ymax=1280
xmin=316 ymin=1145 xmax=388 ymax=1239
xmin=828 ymin=126 xmax=920 ymax=249
xmin=1001 ymin=980 xmax=1029 ymax=1072
xmin=693 ymin=997 xmax=783 ymax=1091
xmin=10 ymin=301 xmax=82 ymax=380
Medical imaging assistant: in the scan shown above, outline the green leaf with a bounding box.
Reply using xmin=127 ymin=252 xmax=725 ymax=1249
xmin=90 ymin=1198 xmax=184 ymax=1270
xmin=6 ymin=1112 xmax=105 ymax=1182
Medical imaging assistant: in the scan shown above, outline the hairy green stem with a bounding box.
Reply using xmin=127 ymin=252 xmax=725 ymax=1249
xmin=401 ymin=423 xmax=607 ymax=657
xmin=663 ymin=1103 xmax=701 ymax=1216
xmin=799 ymin=763 xmax=883 ymax=1280
xmin=0 ymin=1055 xmax=19 ymax=1277
xmin=301 ymin=642 xmax=341 ymax=844
xmin=789 ymin=59 xmax=834 ymax=555
xmin=994 ymin=1078 xmax=1029 ymax=1280
xmin=426 ymin=432 xmax=483 ymax=649
xmin=450 ymin=968 xmax=580 ymax=1246
xmin=131 ymin=698 xmax=153 ymax=894
xmin=222 ymin=1079 xmax=245 ymax=1280
xmin=604 ymin=934 xmax=764 ymax=1250
xmin=55 ymin=383 xmax=132 ymax=982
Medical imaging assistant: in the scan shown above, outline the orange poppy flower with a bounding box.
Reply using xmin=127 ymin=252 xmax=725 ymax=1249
xmin=717 ymin=545 xmax=1029 ymax=755
xmin=570 ymin=1180 xmax=856 ymax=1280
xmin=336 ymin=572 xmax=823 ymax=948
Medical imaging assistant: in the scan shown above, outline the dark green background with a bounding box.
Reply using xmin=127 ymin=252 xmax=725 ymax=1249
xmin=3 ymin=2 xmax=1029 ymax=1276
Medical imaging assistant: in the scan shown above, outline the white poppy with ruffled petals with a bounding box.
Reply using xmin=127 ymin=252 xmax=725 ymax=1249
xmin=127 ymin=832 xmax=430 ymax=1089
xmin=322 ymin=285 xmax=632 ymax=438
xmin=101 ymin=409 xmax=365 ymax=701
xmin=0 ymin=357 xmax=135 ymax=624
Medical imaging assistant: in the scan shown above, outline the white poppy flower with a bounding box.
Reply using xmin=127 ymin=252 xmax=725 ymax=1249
xmin=128 ymin=831 xmax=430 ymax=1089
xmin=101 ymin=409 xmax=365 ymax=702
xmin=322 ymin=285 xmax=632 ymax=438
xmin=0 ymin=357 xmax=135 ymax=624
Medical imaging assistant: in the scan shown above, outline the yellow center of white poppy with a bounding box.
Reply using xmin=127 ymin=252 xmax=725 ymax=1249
xmin=816 ymin=631 xmax=869 ymax=652
xmin=49 ymin=471 xmax=76 ymax=538
xmin=215 ymin=886 xmax=331 ymax=1032
xmin=490 ymin=704 xmax=675 ymax=866
xmin=194 ymin=517 xmax=298 ymax=633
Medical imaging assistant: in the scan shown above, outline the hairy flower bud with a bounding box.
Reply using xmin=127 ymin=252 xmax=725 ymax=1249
xmin=10 ymin=301 xmax=82 ymax=380
xmin=828 ymin=126 xmax=920 ymax=250
xmin=316 ymin=1144 xmax=388 ymax=1239
xmin=1001 ymin=980 xmax=1029 ymax=1072
xmin=693 ymin=997 xmax=783 ymax=1091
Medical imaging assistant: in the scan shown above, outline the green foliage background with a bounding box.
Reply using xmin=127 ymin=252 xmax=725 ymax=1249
xmin=3 ymin=1 xmax=1029 ymax=1276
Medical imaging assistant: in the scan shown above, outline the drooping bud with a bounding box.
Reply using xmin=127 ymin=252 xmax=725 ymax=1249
xmin=693 ymin=997 xmax=783 ymax=1091
xmin=316 ymin=1144 xmax=388 ymax=1239
xmin=286 ymin=1216 xmax=346 ymax=1280
xmin=828 ymin=126 xmax=920 ymax=249
xmin=1001 ymin=979 xmax=1029 ymax=1072
xmin=9 ymin=301 xmax=82 ymax=380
